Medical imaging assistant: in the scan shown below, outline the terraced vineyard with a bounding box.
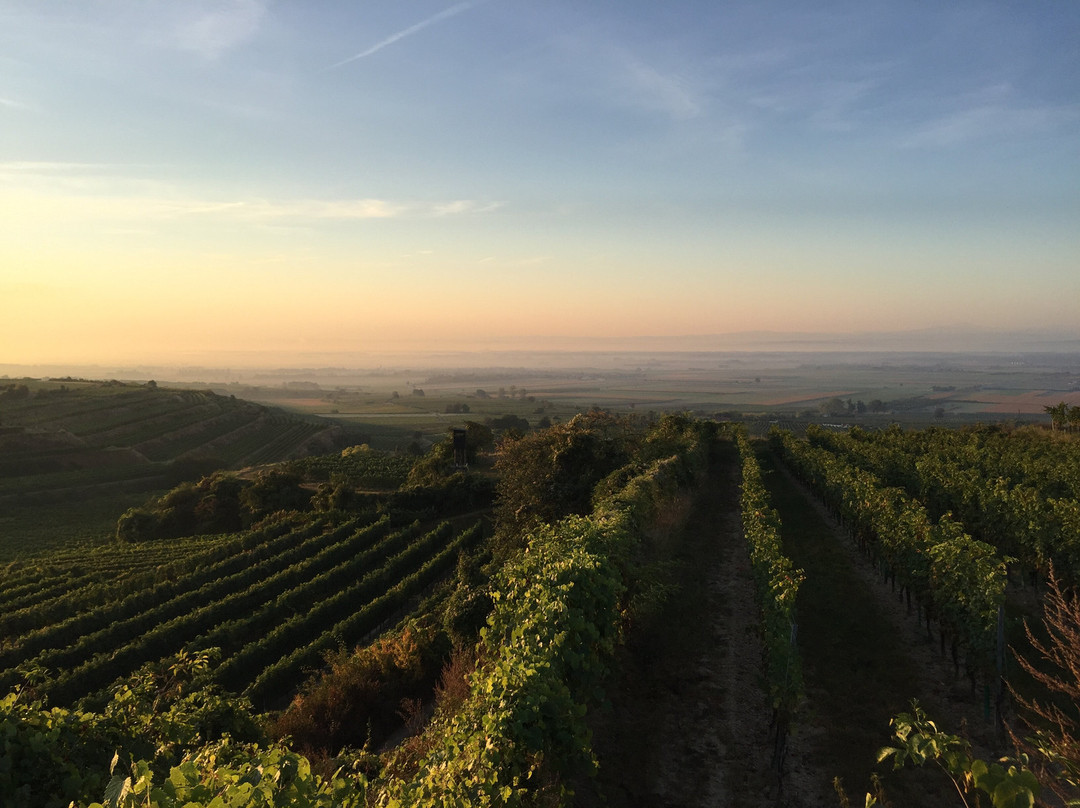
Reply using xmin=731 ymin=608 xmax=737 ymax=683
xmin=0 ymin=509 xmax=484 ymax=708
xmin=0 ymin=380 xmax=337 ymax=504
xmin=0 ymin=379 xmax=346 ymax=559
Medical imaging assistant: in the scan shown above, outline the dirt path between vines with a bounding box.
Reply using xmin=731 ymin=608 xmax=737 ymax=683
xmin=576 ymin=442 xmax=1010 ymax=808
xmin=577 ymin=442 xmax=774 ymax=807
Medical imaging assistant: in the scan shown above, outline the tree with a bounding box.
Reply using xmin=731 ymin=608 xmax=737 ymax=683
xmin=116 ymin=507 xmax=160 ymax=543
xmin=487 ymin=414 xmax=529 ymax=434
xmin=1044 ymin=401 xmax=1069 ymax=431
xmin=493 ymin=411 xmax=636 ymax=551
xmin=819 ymin=397 xmax=847 ymax=417
xmin=240 ymin=470 xmax=310 ymax=518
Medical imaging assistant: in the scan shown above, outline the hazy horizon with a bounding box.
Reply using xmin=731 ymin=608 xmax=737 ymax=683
xmin=2 ymin=3 xmax=1078 ymax=366
xmin=3 ymin=326 xmax=1079 ymax=383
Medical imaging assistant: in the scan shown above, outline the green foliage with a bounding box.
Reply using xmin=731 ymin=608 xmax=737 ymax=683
xmin=289 ymin=446 xmax=417 ymax=490
xmin=774 ymin=427 xmax=1008 ymax=677
xmin=4 ymin=413 xmax=713 ymax=808
xmin=404 ymin=441 xmax=457 ymax=487
xmin=493 ymin=411 xmax=639 ymax=552
xmin=86 ymin=739 xmax=367 ymax=808
xmin=381 ymin=517 xmax=625 ymax=807
xmin=799 ymin=422 xmax=1080 ymax=586
xmin=877 ymin=701 xmax=1041 ymax=808
xmin=0 ymin=689 xmax=112 ymax=807
xmin=735 ymin=431 xmax=803 ymax=718
xmin=0 ymin=649 xmax=266 ymax=808
xmin=405 ymin=423 xmax=493 ymax=488
xmin=99 ymin=649 xmax=263 ymax=766
xmin=377 ymin=419 xmax=712 ymax=806
xmin=442 ymin=550 xmax=494 ymax=646
xmin=116 ymin=471 xmax=295 ymax=544
xmin=241 ymin=470 xmax=311 ymax=519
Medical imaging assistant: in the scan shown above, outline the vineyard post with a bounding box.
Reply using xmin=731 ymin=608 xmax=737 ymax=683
xmin=994 ymin=603 xmax=1006 ymax=733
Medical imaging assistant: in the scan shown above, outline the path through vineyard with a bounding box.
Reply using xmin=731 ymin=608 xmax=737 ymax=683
xmin=577 ymin=441 xmax=773 ymax=806
xmin=578 ymin=443 xmax=996 ymax=807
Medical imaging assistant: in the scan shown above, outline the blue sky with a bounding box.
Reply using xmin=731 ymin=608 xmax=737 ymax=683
xmin=1 ymin=1 xmax=1077 ymax=363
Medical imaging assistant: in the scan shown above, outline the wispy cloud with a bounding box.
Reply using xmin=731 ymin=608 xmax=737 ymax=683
xmin=329 ymin=2 xmax=483 ymax=69
xmin=548 ymin=31 xmax=707 ymax=124
xmin=903 ymin=96 xmax=1080 ymax=148
xmin=0 ymin=96 xmax=29 ymax=111
xmin=172 ymin=0 xmax=267 ymax=60
xmin=0 ymin=161 xmax=108 ymax=173
xmin=433 ymin=200 xmax=503 ymax=216
xmin=621 ymin=59 xmax=701 ymax=120
xmin=184 ymin=197 xmax=502 ymax=221
xmin=0 ymin=169 xmax=501 ymax=225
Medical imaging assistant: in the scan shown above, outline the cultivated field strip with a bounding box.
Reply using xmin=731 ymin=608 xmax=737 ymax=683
xmin=0 ymin=464 xmax=164 ymax=499
xmin=26 ymin=517 xmax=362 ymax=677
xmin=0 ymin=388 xmax=152 ymax=429
xmin=83 ymin=398 xmax=224 ymax=446
xmin=0 ymin=386 xmax=334 ymax=491
xmin=185 ymin=517 xmax=415 ymax=662
xmin=129 ymin=406 xmax=259 ymax=460
xmin=236 ymin=419 xmax=325 ymax=467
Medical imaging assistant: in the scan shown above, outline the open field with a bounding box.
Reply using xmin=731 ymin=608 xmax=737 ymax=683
xmin=140 ymin=350 xmax=1078 ymax=440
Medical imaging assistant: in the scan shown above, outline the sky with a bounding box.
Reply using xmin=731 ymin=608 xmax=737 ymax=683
xmin=1 ymin=1 xmax=1078 ymax=365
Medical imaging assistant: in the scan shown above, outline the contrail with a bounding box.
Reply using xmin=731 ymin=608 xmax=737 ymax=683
xmin=329 ymin=2 xmax=479 ymax=69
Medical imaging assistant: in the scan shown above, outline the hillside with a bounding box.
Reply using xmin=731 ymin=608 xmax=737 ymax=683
xmin=0 ymin=378 xmax=348 ymax=558
xmin=1 ymin=407 xmax=1078 ymax=807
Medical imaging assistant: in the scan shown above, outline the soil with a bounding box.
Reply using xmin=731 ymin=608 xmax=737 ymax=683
xmin=577 ymin=442 xmax=773 ymax=807
xmin=576 ymin=442 xmax=1011 ymax=808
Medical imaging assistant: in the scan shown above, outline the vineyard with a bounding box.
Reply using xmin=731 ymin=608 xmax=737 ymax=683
xmin=0 ymin=509 xmax=484 ymax=711
xmin=0 ymin=379 xmax=353 ymax=560
xmin=2 ymin=393 xmax=1079 ymax=807
xmin=0 ymin=380 xmax=340 ymax=502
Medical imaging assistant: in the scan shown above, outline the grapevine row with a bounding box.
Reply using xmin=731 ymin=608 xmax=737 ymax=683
xmin=734 ymin=430 xmax=803 ymax=763
xmin=804 ymin=424 xmax=1080 ymax=586
xmin=773 ymin=428 xmax=1007 ymax=676
xmin=37 ymin=515 xmax=406 ymax=705
xmin=245 ymin=521 xmax=485 ymax=707
xmin=214 ymin=520 xmax=457 ymax=694
xmin=0 ymin=515 xmax=324 ymax=677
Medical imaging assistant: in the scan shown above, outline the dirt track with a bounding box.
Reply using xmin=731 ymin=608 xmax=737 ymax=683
xmin=578 ymin=443 xmax=773 ymax=807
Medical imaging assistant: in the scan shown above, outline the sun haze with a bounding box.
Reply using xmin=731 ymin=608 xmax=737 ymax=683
xmin=1 ymin=2 xmax=1078 ymax=366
